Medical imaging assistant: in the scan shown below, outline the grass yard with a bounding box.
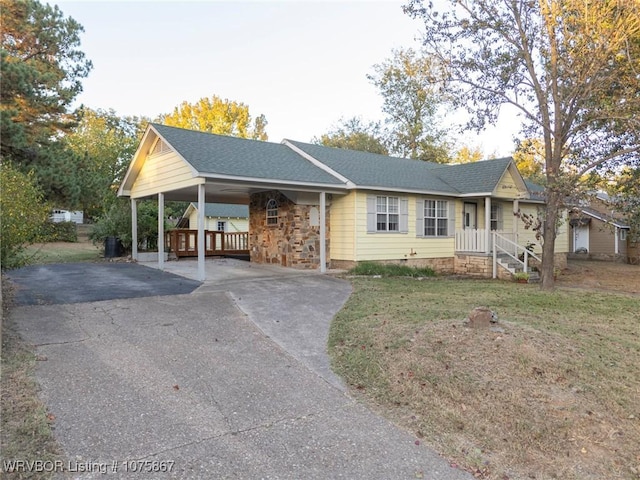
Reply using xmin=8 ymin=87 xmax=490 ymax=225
xmin=24 ymin=241 xmax=102 ymax=264
xmin=329 ymin=268 xmax=640 ymax=479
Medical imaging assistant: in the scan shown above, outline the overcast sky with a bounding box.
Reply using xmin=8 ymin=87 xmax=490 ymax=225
xmin=55 ymin=0 xmax=520 ymax=157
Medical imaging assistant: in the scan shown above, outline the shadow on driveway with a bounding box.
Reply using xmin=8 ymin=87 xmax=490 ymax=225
xmin=6 ymin=263 xmax=202 ymax=306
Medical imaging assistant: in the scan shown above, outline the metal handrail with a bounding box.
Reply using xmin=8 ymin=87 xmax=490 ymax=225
xmin=492 ymin=232 xmax=542 ymax=278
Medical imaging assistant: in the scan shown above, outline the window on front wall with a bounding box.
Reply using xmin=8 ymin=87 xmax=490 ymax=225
xmin=377 ymin=196 xmax=399 ymax=231
xmin=425 ymin=200 xmax=448 ymax=236
xmin=217 ymin=221 xmax=226 ymax=231
xmin=620 ymin=229 xmax=627 ymax=241
xmin=416 ymin=199 xmax=455 ymax=237
xmin=490 ymin=204 xmax=503 ymax=231
xmin=266 ymin=199 xmax=278 ymax=225
xmin=367 ymin=195 xmax=408 ymax=233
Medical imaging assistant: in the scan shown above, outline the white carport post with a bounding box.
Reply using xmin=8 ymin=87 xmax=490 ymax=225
xmin=131 ymin=199 xmax=138 ymax=261
xmin=485 ymin=196 xmax=492 ymax=254
xmin=320 ymin=191 xmax=327 ymax=273
xmin=197 ymin=184 xmax=206 ymax=281
xmin=158 ymin=193 xmax=165 ymax=270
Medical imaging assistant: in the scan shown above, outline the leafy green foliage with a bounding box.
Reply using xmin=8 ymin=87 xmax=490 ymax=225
xmin=349 ymin=261 xmax=436 ymax=278
xmin=66 ymin=108 xmax=147 ymax=220
xmin=160 ymin=95 xmax=268 ymax=140
xmin=607 ymin=167 xmax=640 ymax=242
xmin=1 ymin=0 xmax=92 ymax=201
xmin=0 ymin=162 xmax=50 ymax=269
xmin=313 ymin=117 xmax=389 ymax=155
xmin=368 ymin=48 xmax=451 ymax=163
xmin=37 ymin=221 xmax=78 ymax=243
xmin=403 ymin=0 xmax=640 ymax=289
xmin=89 ymin=199 xmax=188 ymax=252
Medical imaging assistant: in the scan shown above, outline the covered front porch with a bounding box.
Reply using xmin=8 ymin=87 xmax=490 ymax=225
xmin=452 ymin=196 xmax=543 ymax=279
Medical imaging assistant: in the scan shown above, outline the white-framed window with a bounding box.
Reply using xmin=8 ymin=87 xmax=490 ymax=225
xmin=490 ymin=203 xmax=504 ymax=231
xmin=217 ymin=221 xmax=226 ymax=232
xmin=367 ymin=195 xmax=408 ymax=233
xmin=266 ymin=199 xmax=278 ymax=225
xmin=416 ymin=198 xmax=455 ymax=237
xmin=620 ymin=229 xmax=627 ymax=241
xmin=377 ymin=196 xmax=399 ymax=232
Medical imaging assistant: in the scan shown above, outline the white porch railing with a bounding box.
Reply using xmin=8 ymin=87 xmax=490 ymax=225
xmin=492 ymin=231 xmax=542 ymax=278
xmin=455 ymin=229 xmax=519 ymax=253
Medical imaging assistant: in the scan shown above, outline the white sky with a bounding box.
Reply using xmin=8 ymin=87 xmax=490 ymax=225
xmin=54 ymin=0 xmax=521 ymax=157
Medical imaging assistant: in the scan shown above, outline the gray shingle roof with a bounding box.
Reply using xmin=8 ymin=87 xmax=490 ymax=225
xmin=286 ymin=140 xmax=459 ymax=193
xmin=433 ymin=158 xmax=514 ymax=194
xmin=190 ymin=203 xmax=249 ymax=218
xmin=152 ymin=124 xmax=343 ymax=186
xmin=152 ymin=124 xmax=519 ymax=196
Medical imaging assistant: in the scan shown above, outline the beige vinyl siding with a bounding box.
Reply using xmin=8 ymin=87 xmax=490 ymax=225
xmin=330 ymin=193 xmax=356 ymax=260
xmin=354 ymin=191 xmax=454 ymax=261
xmin=131 ymin=151 xmax=200 ymax=199
xmin=517 ymin=203 xmax=569 ymax=254
xmin=493 ymin=171 xmax=521 ymax=199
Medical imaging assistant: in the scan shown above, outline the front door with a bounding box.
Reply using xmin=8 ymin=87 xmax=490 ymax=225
xmin=463 ymin=203 xmax=477 ymax=229
xmin=574 ymin=225 xmax=589 ymax=252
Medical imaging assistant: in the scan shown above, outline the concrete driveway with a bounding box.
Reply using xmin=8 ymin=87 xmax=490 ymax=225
xmin=7 ymin=259 xmax=471 ymax=479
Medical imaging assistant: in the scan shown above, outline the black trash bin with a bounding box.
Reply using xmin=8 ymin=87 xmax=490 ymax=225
xmin=104 ymin=236 xmax=122 ymax=258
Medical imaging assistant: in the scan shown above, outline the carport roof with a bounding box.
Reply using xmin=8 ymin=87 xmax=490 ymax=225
xmin=152 ymin=124 xmax=344 ymax=186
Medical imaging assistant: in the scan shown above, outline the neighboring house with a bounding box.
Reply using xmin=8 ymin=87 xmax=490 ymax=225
xmin=50 ymin=209 xmax=83 ymax=224
xmin=179 ymin=203 xmax=249 ymax=232
xmin=118 ymin=123 xmax=568 ymax=280
xmin=569 ymin=193 xmax=631 ymax=262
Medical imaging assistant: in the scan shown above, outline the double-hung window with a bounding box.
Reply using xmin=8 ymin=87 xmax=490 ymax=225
xmin=424 ymin=200 xmax=448 ymax=236
xmin=266 ymin=199 xmax=278 ymax=225
xmin=367 ymin=195 xmax=408 ymax=233
xmin=490 ymin=204 xmax=503 ymax=231
xmin=377 ymin=196 xmax=399 ymax=232
xmin=416 ymin=198 xmax=455 ymax=237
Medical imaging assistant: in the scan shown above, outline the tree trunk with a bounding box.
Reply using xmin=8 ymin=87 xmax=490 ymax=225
xmin=540 ymin=191 xmax=560 ymax=291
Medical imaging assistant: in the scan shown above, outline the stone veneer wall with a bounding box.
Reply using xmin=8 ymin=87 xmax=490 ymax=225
xmin=249 ymin=191 xmax=329 ymax=269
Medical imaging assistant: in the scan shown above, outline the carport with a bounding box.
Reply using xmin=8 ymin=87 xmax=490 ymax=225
xmin=118 ymin=124 xmax=348 ymax=281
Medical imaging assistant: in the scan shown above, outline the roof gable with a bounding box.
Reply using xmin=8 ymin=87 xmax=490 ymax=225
xmin=151 ymin=124 xmax=344 ymax=186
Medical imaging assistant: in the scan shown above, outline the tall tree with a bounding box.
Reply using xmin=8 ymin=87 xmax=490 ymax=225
xmin=313 ymin=117 xmax=388 ymax=155
xmin=453 ymin=145 xmax=484 ymax=164
xmin=1 ymin=0 xmax=92 ymax=165
xmin=607 ymin=167 xmax=640 ymax=245
xmin=404 ymin=0 xmax=640 ymax=289
xmin=65 ymin=108 xmax=147 ymax=220
xmin=160 ymin=95 xmax=268 ymax=140
xmin=368 ymin=47 xmax=451 ymax=163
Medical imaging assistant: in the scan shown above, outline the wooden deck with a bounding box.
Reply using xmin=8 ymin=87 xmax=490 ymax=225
xmin=166 ymin=229 xmax=249 ymax=257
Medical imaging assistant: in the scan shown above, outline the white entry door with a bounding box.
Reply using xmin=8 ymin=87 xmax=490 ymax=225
xmin=464 ymin=203 xmax=477 ymax=229
xmin=574 ymin=225 xmax=589 ymax=252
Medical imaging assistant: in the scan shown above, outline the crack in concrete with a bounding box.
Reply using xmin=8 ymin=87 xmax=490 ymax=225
xmin=125 ymin=408 xmax=329 ymax=462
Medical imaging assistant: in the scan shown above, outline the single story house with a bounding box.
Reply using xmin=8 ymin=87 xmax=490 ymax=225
xmin=178 ymin=202 xmax=249 ymax=232
xmin=118 ymin=123 xmax=568 ymax=281
xmin=569 ymin=193 xmax=631 ymax=262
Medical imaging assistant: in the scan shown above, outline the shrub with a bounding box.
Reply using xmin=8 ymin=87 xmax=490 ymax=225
xmin=37 ymin=221 xmax=78 ymax=242
xmin=0 ymin=163 xmax=50 ymax=269
xmin=349 ymin=261 xmax=436 ymax=277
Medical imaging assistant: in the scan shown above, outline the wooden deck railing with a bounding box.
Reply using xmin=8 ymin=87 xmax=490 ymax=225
xmin=166 ymin=229 xmax=249 ymax=257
